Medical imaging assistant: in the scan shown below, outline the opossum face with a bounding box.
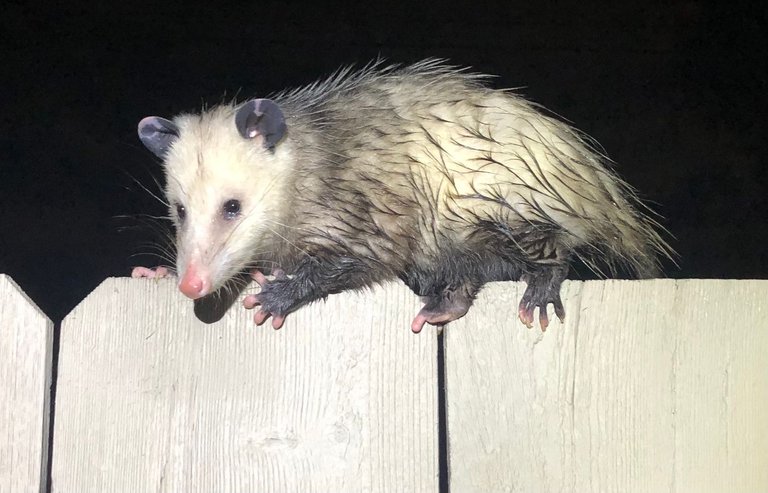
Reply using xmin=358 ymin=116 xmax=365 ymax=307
xmin=138 ymin=99 xmax=287 ymax=299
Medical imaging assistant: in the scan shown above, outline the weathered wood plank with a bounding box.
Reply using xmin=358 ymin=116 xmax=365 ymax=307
xmin=52 ymin=278 xmax=438 ymax=493
xmin=0 ymin=275 xmax=54 ymax=493
xmin=445 ymin=279 xmax=768 ymax=493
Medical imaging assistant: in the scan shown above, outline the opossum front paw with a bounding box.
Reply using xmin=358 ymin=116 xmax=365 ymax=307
xmin=130 ymin=266 xmax=173 ymax=279
xmin=518 ymin=277 xmax=566 ymax=331
xmin=243 ymin=269 xmax=289 ymax=329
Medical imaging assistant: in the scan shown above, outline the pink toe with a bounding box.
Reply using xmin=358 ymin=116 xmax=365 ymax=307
xmin=518 ymin=307 xmax=533 ymax=328
xmin=250 ymin=270 xmax=268 ymax=286
xmin=411 ymin=314 xmax=427 ymax=333
xmin=539 ymin=309 xmax=550 ymax=332
xmin=243 ymin=294 xmax=259 ymax=309
xmin=272 ymin=315 xmax=286 ymax=330
xmin=254 ymin=310 xmax=270 ymax=325
xmin=131 ymin=266 xmax=164 ymax=278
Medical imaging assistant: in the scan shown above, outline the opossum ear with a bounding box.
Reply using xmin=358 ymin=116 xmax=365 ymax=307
xmin=235 ymin=99 xmax=286 ymax=150
xmin=138 ymin=117 xmax=179 ymax=158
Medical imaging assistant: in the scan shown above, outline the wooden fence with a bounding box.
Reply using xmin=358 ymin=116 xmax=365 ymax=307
xmin=1 ymin=274 xmax=766 ymax=492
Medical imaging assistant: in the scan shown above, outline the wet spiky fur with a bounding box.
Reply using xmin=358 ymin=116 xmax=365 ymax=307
xmin=156 ymin=59 xmax=673 ymax=327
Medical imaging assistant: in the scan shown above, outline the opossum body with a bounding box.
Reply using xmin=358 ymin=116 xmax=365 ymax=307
xmin=137 ymin=59 xmax=671 ymax=332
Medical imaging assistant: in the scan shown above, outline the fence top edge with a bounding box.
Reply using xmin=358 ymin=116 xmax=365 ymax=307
xmin=3 ymin=275 xmax=767 ymax=326
xmin=0 ymin=274 xmax=54 ymax=326
xmin=69 ymin=276 xmax=767 ymax=312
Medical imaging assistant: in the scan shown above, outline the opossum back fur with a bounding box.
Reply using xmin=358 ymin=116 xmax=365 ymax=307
xmin=163 ymin=59 xmax=672 ymax=294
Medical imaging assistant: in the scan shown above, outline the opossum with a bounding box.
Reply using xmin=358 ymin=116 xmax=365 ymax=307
xmin=135 ymin=59 xmax=672 ymax=332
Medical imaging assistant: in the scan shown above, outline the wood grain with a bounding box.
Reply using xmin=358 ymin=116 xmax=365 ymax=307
xmin=52 ymin=278 xmax=438 ymax=493
xmin=445 ymin=279 xmax=768 ymax=493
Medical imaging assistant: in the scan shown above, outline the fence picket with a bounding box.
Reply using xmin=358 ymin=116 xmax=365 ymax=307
xmin=51 ymin=278 xmax=438 ymax=492
xmin=445 ymin=280 xmax=768 ymax=493
xmin=0 ymin=275 xmax=54 ymax=493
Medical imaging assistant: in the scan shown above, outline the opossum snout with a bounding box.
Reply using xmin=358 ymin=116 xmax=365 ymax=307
xmin=178 ymin=263 xmax=210 ymax=299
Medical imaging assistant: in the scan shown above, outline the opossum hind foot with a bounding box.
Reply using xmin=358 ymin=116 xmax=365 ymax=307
xmin=243 ymin=269 xmax=288 ymax=329
xmin=411 ymin=288 xmax=475 ymax=334
xmin=518 ymin=265 xmax=568 ymax=331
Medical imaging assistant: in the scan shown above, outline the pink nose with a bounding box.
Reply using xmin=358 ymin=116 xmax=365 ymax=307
xmin=178 ymin=266 xmax=209 ymax=299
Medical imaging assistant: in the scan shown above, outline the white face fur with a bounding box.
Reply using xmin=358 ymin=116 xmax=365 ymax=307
xmin=163 ymin=108 xmax=285 ymax=295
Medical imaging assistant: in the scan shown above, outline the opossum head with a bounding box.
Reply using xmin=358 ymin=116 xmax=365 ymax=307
xmin=138 ymin=99 xmax=288 ymax=299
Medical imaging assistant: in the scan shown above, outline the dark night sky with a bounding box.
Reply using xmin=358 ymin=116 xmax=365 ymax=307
xmin=1 ymin=1 xmax=766 ymax=323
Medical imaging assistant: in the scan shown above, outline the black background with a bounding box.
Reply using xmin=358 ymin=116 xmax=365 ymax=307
xmin=2 ymin=1 xmax=766 ymax=323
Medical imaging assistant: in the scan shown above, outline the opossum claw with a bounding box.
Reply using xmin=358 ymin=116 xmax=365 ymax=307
xmin=517 ymin=295 xmax=565 ymax=332
xmin=252 ymin=308 xmax=286 ymax=330
xmin=518 ymin=291 xmax=565 ymax=331
xmin=131 ymin=266 xmax=172 ymax=279
xmin=244 ymin=269 xmax=290 ymax=329
xmin=518 ymin=266 xmax=567 ymax=331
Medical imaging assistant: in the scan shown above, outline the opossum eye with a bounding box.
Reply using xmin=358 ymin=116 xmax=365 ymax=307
xmin=175 ymin=204 xmax=186 ymax=222
xmin=222 ymin=199 xmax=241 ymax=220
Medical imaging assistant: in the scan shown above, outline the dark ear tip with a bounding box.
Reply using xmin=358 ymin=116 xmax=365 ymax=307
xmin=234 ymin=102 xmax=255 ymax=138
xmin=137 ymin=116 xmax=157 ymax=137
xmin=235 ymin=98 xmax=287 ymax=147
xmin=137 ymin=116 xmax=179 ymax=158
xmin=138 ymin=116 xmax=176 ymax=136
